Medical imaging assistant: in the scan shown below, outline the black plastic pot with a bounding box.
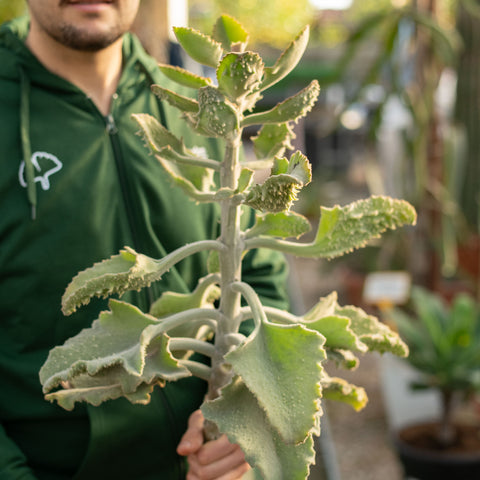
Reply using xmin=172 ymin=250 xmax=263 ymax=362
xmin=393 ymin=422 xmax=480 ymax=480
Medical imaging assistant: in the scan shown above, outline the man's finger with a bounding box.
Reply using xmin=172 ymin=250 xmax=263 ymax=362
xmin=177 ymin=410 xmax=205 ymax=456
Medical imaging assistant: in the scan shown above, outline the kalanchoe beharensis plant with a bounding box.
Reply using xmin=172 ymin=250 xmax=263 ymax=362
xmin=40 ymin=15 xmax=416 ymax=480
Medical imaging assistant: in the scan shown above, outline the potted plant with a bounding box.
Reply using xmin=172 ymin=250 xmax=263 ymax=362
xmin=39 ymin=16 xmax=416 ymax=479
xmin=390 ymin=286 xmax=480 ymax=480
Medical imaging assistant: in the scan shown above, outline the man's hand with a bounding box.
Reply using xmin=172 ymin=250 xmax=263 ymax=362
xmin=177 ymin=409 xmax=251 ymax=480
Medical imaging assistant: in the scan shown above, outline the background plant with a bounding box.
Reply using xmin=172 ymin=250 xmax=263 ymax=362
xmin=391 ymin=286 xmax=480 ymax=446
xmin=39 ymin=16 xmax=416 ymax=479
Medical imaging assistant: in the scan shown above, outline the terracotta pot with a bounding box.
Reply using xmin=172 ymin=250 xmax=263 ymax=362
xmin=393 ymin=421 xmax=480 ymax=480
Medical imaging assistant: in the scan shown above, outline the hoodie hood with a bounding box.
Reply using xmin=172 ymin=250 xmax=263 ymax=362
xmin=0 ymin=16 xmax=161 ymax=219
xmin=0 ymin=16 xmax=74 ymax=91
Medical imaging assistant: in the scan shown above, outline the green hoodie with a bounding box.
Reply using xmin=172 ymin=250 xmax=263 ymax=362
xmin=0 ymin=17 xmax=289 ymax=480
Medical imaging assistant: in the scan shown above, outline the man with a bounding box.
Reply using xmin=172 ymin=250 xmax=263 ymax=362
xmin=0 ymin=1 xmax=289 ymax=478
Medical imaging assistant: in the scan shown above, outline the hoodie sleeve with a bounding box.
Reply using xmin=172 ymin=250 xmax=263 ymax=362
xmin=0 ymin=424 xmax=38 ymax=480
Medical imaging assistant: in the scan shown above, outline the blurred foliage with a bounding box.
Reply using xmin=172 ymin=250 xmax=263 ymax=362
xmin=188 ymin=1 xmax=459 ymax=49
xmin=189 ymin=0 xmax=316 ymax=47
xmin=454 ymin=0 xmax=480 ymax=232
xmin=312 ymin=0 xmax=393 ymax=46
xmin=0 ymin=0 xmax=26 ymax=25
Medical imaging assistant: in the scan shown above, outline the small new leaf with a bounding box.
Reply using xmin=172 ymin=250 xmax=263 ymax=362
xmin=244 ymin=152 xmax=312 ymax=213
xmin=151 ymin=85 xmax=199 ymax=113
xmin=236 ymin=168 xmax=254 ymax=193
xmin=132 ymin=113 xmax=183 ymax=153
xmin=193 ymin=87 xmax=239 ymax=138
xmin=245 ymin=212 xmax=311 ymax=239
xmin=244 ymin=176 xmax=302 ymax=213
xmin=321 ymin=372 xmax=368 ymax=411
xmin=252 ymin=123 xmax=295 ymax=161
xmin=158 ymin=64 xmax=213 ymax=89
xmin=261 ymin=25 xmax=310 ymax=90
xmin=280 ymin=151 xmax=312 ymax=185
xmin=213 ymin=14 xmax=249 ymax=51
xmin=217 ymin=52 xmax=264 ymax=103
xmin=173 ymin=26 xmax=223 ymax=68
xmin=242 ymin=80 xmax=320 ymax=127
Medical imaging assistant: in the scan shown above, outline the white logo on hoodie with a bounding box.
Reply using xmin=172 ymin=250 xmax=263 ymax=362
xmin=19 ymin=151 xmax=63 ymax=191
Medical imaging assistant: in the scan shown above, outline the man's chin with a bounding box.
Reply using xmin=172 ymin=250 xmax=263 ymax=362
xmin=55 ymin=24 xmax=123 ymax=51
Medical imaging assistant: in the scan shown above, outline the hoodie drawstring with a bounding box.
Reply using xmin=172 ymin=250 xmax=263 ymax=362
xmin=19 ymin=66 xmax=36 ymax=220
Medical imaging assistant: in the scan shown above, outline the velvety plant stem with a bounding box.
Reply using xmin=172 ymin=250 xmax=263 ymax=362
xmin=204 ymin=130 xmax=243 ymax=440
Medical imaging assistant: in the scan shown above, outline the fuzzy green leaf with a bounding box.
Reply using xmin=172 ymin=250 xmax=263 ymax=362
xmin=150 ymin=278 xmax=220 ymax=319
xmin=275 ymin=151 xmax=312 ymax=184
xmin=313 ymin=197 xmax=416 ymax=259
xmin=304 ymin=292 xmax=336 ymax=317
xmin=236 ymin=168 xmax=254 ymax=193
xmin=190 ymin=87 xmax=239 ymax=138
xmin=244 ymin=152 xmax=312 ymax=213
xmin=327 ymin=349 xmax=360 ymax=370
xmin=212 ymin=14 xmax=249 ymax=51
xmin=305 ymin=315 xmax=365 ymax=352
xmin=62 ymin=241 xmax=224 ymax=315
xmin=242 ymin=80 xmax=320 ymax=127
xmin=246 ymin=196 xmax=417 ymax=258
xmin=202 ymin=377 xmax=317 ymax=480
xmin=44 ymin=381 xmax=155 ymax=411
xmin=155 ymin=154 xmax=218 ymax=201
xmin=336 ymin=304 xmax=408 ymax=356
xmin=301 ymin=292 xmax=407 ymax=356
xmin=132 ymin=113 xmax=183 ymax=152
xmin=217 ymin=52 xmax=264 ymax=103
xmin=226 ymin=320 xmax=325 ymax=445
xmin=149 ymin=277 xmax=219 ymax=343
xmin=303 ymin=293 xmax=366 ymax=352
xmin=62 ymin=248 xmax=165 ymax=315
xmin=134 ymin=115 xmax=220 ymax=171
xmin=252 ymin=123 xmax=295 ymax=161
xmin=321 ymin=373 xmax=368 ymax=411
xmin=173 ymin=26 xmax=223 ymax=68
xmin=244 ymin=176 xmax=302 ymax=213
xmin=261 ymin=26 xmax=310 ymax=90
xmin=159 ymin=64 xmax=212 ymax=89
xmin=245 ymin=212 xmax=311 ymax=239
xmin=151 ymin=85 xmax=199 ymax=113
xmin=41 ymin=300 xmax=190 ymax=410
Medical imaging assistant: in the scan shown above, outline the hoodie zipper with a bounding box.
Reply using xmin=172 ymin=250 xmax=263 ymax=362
xmin=105 ymin=111 xmax=155 ymax=307
xmin=105 ymin=112 xmax=140 ymax=248
xmin=105 ymin=110 xmax=186 ymax=479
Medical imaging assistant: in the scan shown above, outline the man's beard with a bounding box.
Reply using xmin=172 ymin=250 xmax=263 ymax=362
xmin=52 ymin=23 xmax=124 ymax=51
